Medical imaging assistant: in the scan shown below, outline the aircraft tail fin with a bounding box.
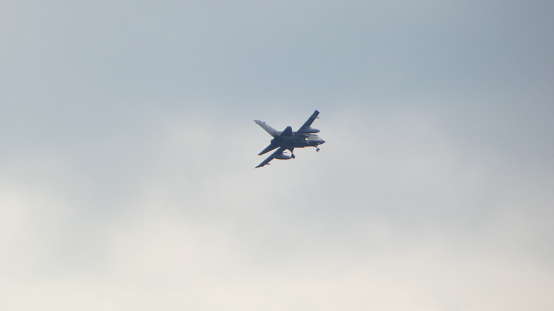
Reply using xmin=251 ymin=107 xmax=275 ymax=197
xmin=254 ymin=120 xmax=281 ymax=137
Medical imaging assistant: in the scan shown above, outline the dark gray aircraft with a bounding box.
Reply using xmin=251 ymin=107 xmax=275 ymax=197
xmin=254 ymin=110 xmax=325 ymax=168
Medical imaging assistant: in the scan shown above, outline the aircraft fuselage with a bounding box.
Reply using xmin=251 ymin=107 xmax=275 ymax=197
xmin=255 ymin=110 xmax=325 ymax=168
xmin=271 ymin=132 xmax=325 ymax=149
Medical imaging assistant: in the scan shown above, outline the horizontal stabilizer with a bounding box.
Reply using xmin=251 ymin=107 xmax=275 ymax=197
xmin=258 ymin=142 xmax=279 ymax=155
xmin=254 ymin=120 xmax=280 ymax=137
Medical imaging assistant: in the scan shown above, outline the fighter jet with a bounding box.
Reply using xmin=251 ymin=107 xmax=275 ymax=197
xmin=254 ymin=110 xmax=325 ymax=168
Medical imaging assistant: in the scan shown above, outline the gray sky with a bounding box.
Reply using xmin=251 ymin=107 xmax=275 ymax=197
xmin=1 ymin=0 xmax=553 ymax=310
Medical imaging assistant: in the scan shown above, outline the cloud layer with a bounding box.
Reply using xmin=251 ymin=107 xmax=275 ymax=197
xmin=1 ymin=1 xmax=553 ymax=310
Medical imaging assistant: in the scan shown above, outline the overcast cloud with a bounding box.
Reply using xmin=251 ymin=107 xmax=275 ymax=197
xmin=1 ymin=1 xmax=553 ymax=310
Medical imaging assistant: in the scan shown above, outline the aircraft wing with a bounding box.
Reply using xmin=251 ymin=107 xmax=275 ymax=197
xmin=298 ymin=110 xmax=320 ymax=133
xmin=256 ymin=147 xmax=285 ymax=168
